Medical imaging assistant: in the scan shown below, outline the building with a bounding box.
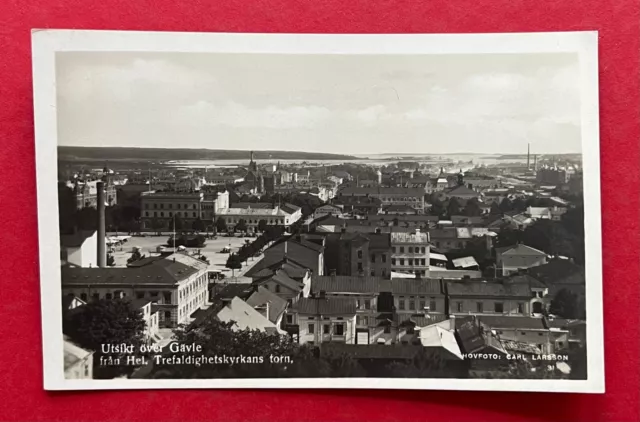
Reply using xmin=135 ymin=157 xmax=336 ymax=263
xmin=429 ymin=227 xmax=494 ymax=253
xmin=252 ymin=269 xmax=310 ymax=302
xmin=288 ymin=295 xmax=358 ymax=344
xmin=442 ymin=185 xmax=481 ymax=200
xmin=313 ymin=203 xmax=344 ymax=219
xmin=545 ymin=318 xmax=586 ymax=350
xmin=332 ymin=196 xmax=383 ymax=215
xmin=496 ymin=244 xmax=548 ymax=276
xmin=324 ymin=232 xmax=391 ymax=278
xmin=391 ymin=278 xmax=445 ymax=320
xmin=217 ymin=296 xmax=285 ymax=334
xmin=446 ymin=280 xmax=532 ymax=316
xmin=528 ymin=259 xmax=586 ymax=317
xmin=390 ymin=230 xmax=430 ymax=276
xmin=62 ymin=295 xmax=87 ymax=312
xmin=61 ymin=253 xmax=209 ymax=328
xmin=66 ymin=177 xmax=118 ymax=210
xmin=216 ymin=204 xmax=302 ymax=231
xmin=63 ymin=336 xmax=94 ymax=379
xmin=246 ymin=286 xmax=289 ymax=326
xmin=475 ymin=315 xmax=564 ymax=355
xmin=264 ymin=235 xmax=325 ymax=276
xmin=537 ymin=166 xmax=569 ymax=185
xmin=338 ymin=187 xmax=426 ymax=213
xmin=140 ymin=190 xmax=230 ymax=231
xmin=60 ymin=230 xmax=102 ymax=268
xmin=128 ymin=298 xmax=161 ymax=343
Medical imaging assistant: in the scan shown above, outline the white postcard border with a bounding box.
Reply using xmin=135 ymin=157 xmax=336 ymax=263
xmin=32 ymin=29 xmax=604 ymax=393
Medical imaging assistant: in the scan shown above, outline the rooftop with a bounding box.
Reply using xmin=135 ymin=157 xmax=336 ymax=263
xmin=245 ymin=286 xmax=288 ymax=324
xmin=312 ymin=275 xmax=392 ymax=294
xmin=390 ymin=278 xmax=443 ymax=295
xmin=446 ymin=281 xmax=531 ymax=297
xmin=63 ymin=336 xmax=93 ymax=370
xmin=291 ymin=297 xmax=357 ymax=315
xmin=477 ymin=316 xmax=547 ymax=330
xmin=390 ymin=231 xmax=430 ymax=243
xmin=216 ymin=297 xmax=283 ymax=334
xmin=60 ymin=230 xmax=96 ymax=248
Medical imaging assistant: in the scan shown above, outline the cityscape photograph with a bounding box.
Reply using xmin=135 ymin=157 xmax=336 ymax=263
xmin=55 ymin=47 xmax=590 ymax=382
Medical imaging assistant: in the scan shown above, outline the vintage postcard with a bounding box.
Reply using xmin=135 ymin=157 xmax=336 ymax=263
xmin=32 ymin=30 xmax=603 ymax=392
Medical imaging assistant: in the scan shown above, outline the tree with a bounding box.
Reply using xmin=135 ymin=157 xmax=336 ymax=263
xmin=215 ymin=217 xmax=227 ymax=233
xmin=446 ymin=198 xmax=461 ymax=218
xmin=173 ymin=215 xmax=184 ymax=231
xmin=489 ymin=202 xmax=502 ymax=215
xmin=225 ymin=253 xmax=242 ymax=276
xmin=383 ymin=349 xmax=449 ymax=378
xmin=429 ymin=198 xmax=445 ymax=217
xmin=498 ymin=197 xmax=513 ymax=213
xmin=150 ymin=217 xmax=164 ymax=233
xmin=107 ymin=253 xmax=116 ymax=267
xmin=512 ymin=197 xmax=527 ymax=212
xmin=258 ymin=219 xmax=268 ymax=233
xmin=127 ymin=248 xmax=144 ymax=264
xmin=463 ymin=199 xmax=482 ymax=217
xmin=192 ymin=218 xmax=205 ymax=232
xmin=146 ymin=318 xmax=363 ymax=379
xmin=236 ymin=219 xmax=248 ymax=233
xmin=63 ymin=299 xmax=146 ymax=379
xmin=549 ymin=288 xmax=579 ymax=319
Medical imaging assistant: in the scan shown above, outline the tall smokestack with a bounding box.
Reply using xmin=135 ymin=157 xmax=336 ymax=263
xmin=97 ymin=181 xmax=107 ymax=268
xmin=527 ymin=144 xmax=530 ymax=169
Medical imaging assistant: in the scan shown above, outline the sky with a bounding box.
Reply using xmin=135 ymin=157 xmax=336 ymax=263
xmin=56 ymin=51 xmax=582 ymax=155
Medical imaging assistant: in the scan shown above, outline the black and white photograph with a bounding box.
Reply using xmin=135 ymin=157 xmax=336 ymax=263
xmin=33 ymin=30 xmax=603 ymax=392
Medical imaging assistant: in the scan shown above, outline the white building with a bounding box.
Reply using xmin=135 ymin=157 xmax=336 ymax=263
xmin=63 ymin=336 xmax=93 ymax=379
xmin=216 ymin=203 xmax=302 ymax=231
xmin=390 ymin=230 xmax=430 ymax=276
xmin=60 ymin=230 xmax=101 ymax=268
xmin=217 ymin=297 xmax=285 ymax=334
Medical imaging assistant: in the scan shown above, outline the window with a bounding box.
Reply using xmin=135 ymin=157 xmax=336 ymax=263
xmin=193 ymin=212 xmax=197 ymax=217
xmin=399 ymin=259 xmax=404 ymax=265
xmin=408 ymin=259 xmax=413 ymax=266
xmin=421 ymin=247 xmax=426 ymax=253
xmin=154 ymin=203 xmax=158 ymax=209
xmin=168 ymin=203 xmax=172 ymax=209
xmin=154 ymin=211 xmax=157 ymax=217
xmin=381 ymin=269 xmax=387 ymax=277
xmin=419 ymin=300 xmax=426 ymax=310
xmin=358 ymin=316 xmax=368 ymax=326
xmin=308 ymin=323 xmax=314 ymax=334
xmin=494 ymin=302 xmax=504 ymax=313
xmin=177 ymin=204 xmax=181 ymax=209
xmin=160 ymin=203 xmax=164 ymax=209
xmin=400 ymin=247 xmax=405 ymax=253
xmin=399 ymin=300 xmax=405 ymax=310
xmin=407 ymin=326 xmax=415 ymax=334
xmin=408 ymin=247 xmax=413 ymax=253
xmin=323 ymin=324 xmax=330 ymax=334
xmin=409 ymin=300 xmax=415 ymax=310
xmin=80 ymin=293 xmax=87 ymax=301
xmin=370 ymin=270 xmax=375 ymax=276
xmin=136 ymin=292 xmax=144 ymax=299
xmin=193 ymin=204 xmax=197 ymax=209
xmin=384 ymin=325 xmax=391 ymax=334
xmin=382 ymin=254 xmax=386 ymax=263
xmin=538 ymin=332 xmax=544 ymax=336
xmin=429 ymin=300 xmax=436 ymax=312
xmin=275 ymin=285 xmax=281 ymax=293
xmin=92 ymin=293 xmax=99 ymax=301
xmin=286 ymin=314 xmax=293 ymax=324
xmin=521 ymin=332 xmax=526 ymax=335
xmin=357 ymin=263 xmax=363 ymax=271
xmin=476 ymin=302 xmax=484 ymax=313
xmin=456 ymin=302 xmax=463 ymax=312
xmin=163 ymin=292 xmax=172 ymax=303
xmin=335 ymin=324 xmax=345 ymax=336
xmin=391 ymin=258 xmax=396 ymax=265
xmin=364 ymin=299 xmax=371 ymax=310
xmin=145 ymin=211 xmax=149 ymax=217
xmin=517 ymin=303 xmax=524 ymax=313
xmin=357 ymin=250 xmax=363 ymax=259
xmin=105 ymin=293 xmax=112 ymax=300
xmin=558 ymin=342 xmax=564 ymax=348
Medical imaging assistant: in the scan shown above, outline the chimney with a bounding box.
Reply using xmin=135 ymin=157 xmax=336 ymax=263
xmin=449 ymin=314 xmax=456 ymax=331
xmin=97 ymin=181 xmax=107 ymax=268
xmin=527 ymin=143 xmax=530 ymax=169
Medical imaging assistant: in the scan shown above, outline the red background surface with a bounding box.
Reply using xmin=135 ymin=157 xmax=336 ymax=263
xmin=0 ymin=0 xmax=639 ymax=420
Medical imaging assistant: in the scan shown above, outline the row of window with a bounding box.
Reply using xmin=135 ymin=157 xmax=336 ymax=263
xmin=433 ymin=241 xmax=466 ymax=249
xmin=77 ymin=290 xmax=173 ymax=303
xmin=370 ymin=254 xmax=387 ymax=263
xmin=146 ymin=203 xmax=199 ymax=210
xmin=224 ymin=218 xmax=286 ymax=225
xmin=453 ymin=302 xmax=525 ymax=314
xmin=393 ymin=246 xmax=427 ymax=254
xmin=145 ymin=211 xmax=199 ymax=218
xmin=308 ymin=323 xmax=345 ymax=336
xmin=398 ymin=299 xmax=437 ymax=311
xmin=179 ymin=275 xmax=207 ymax=301
xmin=179 ymin=291 xmax=207 ymax=319
xmin=392 ymin=258 xmax=427 ymax=266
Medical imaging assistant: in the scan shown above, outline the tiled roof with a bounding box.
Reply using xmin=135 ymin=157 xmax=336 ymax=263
xmin=216 ymin=297 xmax=283 ymax=334
xmin=478 ymin=316 xmax=546 ymax=330
xmin=254 ymin=270 xmax=302 ymax=292
xmin=339 ymin=186 xmax=425 ymax=196
xmin=291 ymin=297 xmax=357 ymax=315
xmin=390 ymin=231 xmax=429 ymax=243
xmin=244 ymin=255 xmax=309 ymax=279
xmin=501 ymin=244 xmax=547 ymax=257
xmin=280 ymin=203 xmax=302 ymax=214
xmin=232 ymin=202 xmax=273 ymax=209
xmin=312 ymin=275 xmax=392 ymax=294
xmin=446 ymin=281 xmax=531 ymax=297
xmin=503 ymin=274 xmax=547 ymax=289
xmin=445 ymin=185 xmax=478 ymax=196
xmin=528 ymin=260 xmax=585 ymax=285
xmin=212 ymin=283 xmax=255 ymax=301
xmin=544 ymin=318 xmax=586 ymax=329
xmin=245 ymin=286 xmax=288 ymax=324
xmin=428 ymin=228 xmax=458 ymax=239
xmin=62 ymin=256 xmax=200 ymax=286
xmin=390 ymin=278 xmax=443 ymax=295
xmin=398 ymin=313 xmax=448 ymax=326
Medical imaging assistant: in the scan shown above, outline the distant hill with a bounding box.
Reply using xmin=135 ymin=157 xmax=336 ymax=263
xmin=57 ymin=147 xmax=358 ymax=162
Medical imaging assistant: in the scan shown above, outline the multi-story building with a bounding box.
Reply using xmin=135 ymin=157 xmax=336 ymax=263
xmin=324 ymin=232 xmax=391 ymax=278
xmin=61 ymin=253 xmax=209 ymax=328
xmin=475 ymin=316 xmax=567 ymax=355
xmin=60 ymin=230 xmax=101 ymax=268
xmin=390 ymin=230 xmax=430 ymax=276
xmin=140 ymin=190 xmax=229 ymax=231
xmin=391 ymin=278 xmax=445 ymax=320
xmin=313 ymin=204 xmax=344 ymax=219
xmin=337 ymin=187 xmax=426 ymax=213
xmin=216 ymin=203 xmax=302 ymax=231
xmin=446 ymin=280 xmax=532 ymax=316
xmin=288 ymin=295 xmax=358 ymax=345
xmin=66 ymin=178 xmax=118 ymax=210
xmin=495 ymin=244 xmax=548 ymax=276
xmin=129 ymin=298 xmax=161 ymax=343
xmin=63 ymin=336 xmax=94 ymax=379
xmin=536 ymin=166 xmax=569 ymax=185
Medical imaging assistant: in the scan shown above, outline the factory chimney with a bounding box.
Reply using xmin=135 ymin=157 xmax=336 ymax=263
xmin=97 ymin=181 xmax=107 ymax=268
xmin=527 ymin=143 xmax=530 ymax=169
